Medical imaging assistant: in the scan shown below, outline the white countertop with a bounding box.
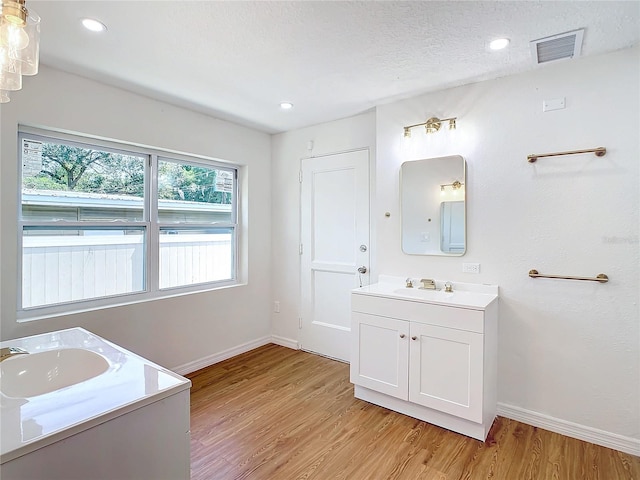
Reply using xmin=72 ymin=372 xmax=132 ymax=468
xmin=0 ymin=328 xmax=191 ymax=464
xmin=352 ymin=275 xmax=498 ymax=310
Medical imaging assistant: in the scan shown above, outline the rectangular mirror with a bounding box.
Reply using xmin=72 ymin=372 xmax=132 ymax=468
xmin=401 ymin=155 xmax=466 ymax=256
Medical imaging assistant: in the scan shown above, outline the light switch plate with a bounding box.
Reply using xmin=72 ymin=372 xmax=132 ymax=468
xmin=543 ymin=97 xmax=566 ymax=112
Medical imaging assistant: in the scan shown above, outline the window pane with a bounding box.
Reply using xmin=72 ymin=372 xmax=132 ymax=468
xmin=159 ymin=228 xmax=233 ymax=289
xmin=157 ymin=159 xmax=233 ymax=223
xmin=22 ymin=227 xmax=145 ymax=309
xmin=21 ymin=137 xmax=146 ymax=221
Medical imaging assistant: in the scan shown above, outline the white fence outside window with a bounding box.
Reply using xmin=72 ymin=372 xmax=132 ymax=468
xmin=22 ymin=234 xmax=232 ymax=309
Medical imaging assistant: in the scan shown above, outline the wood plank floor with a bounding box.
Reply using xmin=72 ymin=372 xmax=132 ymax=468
xmin=187 ymin=344 xmax=640 ymax=480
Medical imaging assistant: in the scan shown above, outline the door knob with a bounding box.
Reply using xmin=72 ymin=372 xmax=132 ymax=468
xmin=411 ymin=336 xmax=417 ymax=340
xmin=399 ymin=334 xmax=405 ymax=338
xmin=357 ymin=266 xmax=367 ymax=274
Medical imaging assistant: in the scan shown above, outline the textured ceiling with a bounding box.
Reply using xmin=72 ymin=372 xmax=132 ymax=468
xmin=28 ymin=1 xmax=640 ymax=134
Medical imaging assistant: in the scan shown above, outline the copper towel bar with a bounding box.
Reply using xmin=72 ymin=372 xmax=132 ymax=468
xmin=527 ymin=147 xmax=606 ymax=163
xmin=528 ymin=269 xmax=609 ymax=283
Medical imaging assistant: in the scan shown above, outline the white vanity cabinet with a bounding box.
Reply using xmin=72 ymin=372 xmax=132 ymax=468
xmin=350 ymin=282 xmax=498 ymax=441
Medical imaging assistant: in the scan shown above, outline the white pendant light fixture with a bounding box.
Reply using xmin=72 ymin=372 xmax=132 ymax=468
xmin=0 ymin=0 xmax=40 ymax=104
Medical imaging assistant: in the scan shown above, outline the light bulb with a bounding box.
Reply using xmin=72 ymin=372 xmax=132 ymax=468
xmin=489 ymin=38 xmax=510 ymax=50
xmin=0 ymin=22 xmax=29 ymax=50
xmin=82 ymin=18 xmax=107 ymax=32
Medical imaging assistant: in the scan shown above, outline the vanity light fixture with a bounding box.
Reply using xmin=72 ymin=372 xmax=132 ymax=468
xmin=440 ymin=180 xmax=464 ymax=195
xmin=403 ymin=116 xmax=457 ymax=138
xmin=0 ymin=0 xmax=40 ymax=103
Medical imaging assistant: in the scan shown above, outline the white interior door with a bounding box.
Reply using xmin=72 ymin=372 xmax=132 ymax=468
xmin=300 ymin=149 xmax=370 ymax=362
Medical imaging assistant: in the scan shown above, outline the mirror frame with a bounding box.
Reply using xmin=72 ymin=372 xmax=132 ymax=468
xmin=400 ymin=155 xmax=466 ymax=256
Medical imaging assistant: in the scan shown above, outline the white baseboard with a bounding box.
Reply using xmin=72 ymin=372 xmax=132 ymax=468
xmin=270 ymin=335 xmax=299 ymax=350
xmin=171 ymin=335 xmax=299 ymax=376
xmin=172 ymin=336 xmax=272 ymax=375
xmin=497 ymin=402 xmax=640 ymax=456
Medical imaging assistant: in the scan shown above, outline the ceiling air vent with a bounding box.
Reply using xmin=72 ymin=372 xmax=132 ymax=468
xmin=530 ymin=29 xmax=584 ymax=64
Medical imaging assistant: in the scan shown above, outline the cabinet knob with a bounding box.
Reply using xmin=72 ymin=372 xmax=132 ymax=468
xmin=411 ymin=336 xmax=417 ymax=341
xmin=399 ymin=334 xmax=405 ymax=338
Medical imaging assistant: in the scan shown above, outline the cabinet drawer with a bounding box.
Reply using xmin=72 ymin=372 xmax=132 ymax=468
xmin=352 ymin=293 xmax=484 ymax=333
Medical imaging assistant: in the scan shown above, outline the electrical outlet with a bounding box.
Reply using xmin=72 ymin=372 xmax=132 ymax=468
xmin=462 ymin=263 xmax=480 ymax=274
xmin=273 ymin=301 xmax=280 ymax=313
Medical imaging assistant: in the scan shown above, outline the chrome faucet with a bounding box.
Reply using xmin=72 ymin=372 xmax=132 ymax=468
xmin=419 ymin=278 xmax=436 ymax=290
xmin=0 ymin=347 xmax=29 ymax=362
xmin=405 ymin=278 xmax=414 ymax=288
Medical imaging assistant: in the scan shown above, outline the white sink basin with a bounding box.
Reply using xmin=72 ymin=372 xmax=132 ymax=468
xmin=389 ymin=287 xmax=496 ymax=308
xmin=393 ymin=287 xmax=452 ymax=298
xmin=0 ymin=348 xmax=109 ymax=398
xmin=353 ymin=277 xmax=498 ymax=310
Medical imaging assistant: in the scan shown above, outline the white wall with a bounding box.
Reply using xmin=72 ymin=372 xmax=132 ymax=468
xmin=376 ymin=47 xmax=639 ymax=442
xmin=270 ymin=47 xmax=639 ymax=449
xmin=271 ymin=111 xmax=376 ymax=344
xmin=0 ymin=66 xmax=272 ymax=371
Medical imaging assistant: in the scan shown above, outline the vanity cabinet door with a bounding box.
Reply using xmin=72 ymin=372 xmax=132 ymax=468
xmin=408 ymin=322 xmax=483 ymax=423
xmin=350 ymin=312 xmax=409 ymax=400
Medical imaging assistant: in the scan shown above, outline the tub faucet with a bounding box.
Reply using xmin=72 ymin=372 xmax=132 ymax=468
xmin=405 ymin=278 xmax=414 ymax=288
xmin=0 ymin=347 xmax=29 ymax=362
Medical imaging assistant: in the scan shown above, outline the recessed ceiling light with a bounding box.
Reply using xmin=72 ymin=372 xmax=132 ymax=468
xmin=489 ymin=38 xmax=510 ymax=50
xmin=280 ymin=102 xmax=293 ymax=110
xmin=82 ymin=18 xmax=107 ymax=33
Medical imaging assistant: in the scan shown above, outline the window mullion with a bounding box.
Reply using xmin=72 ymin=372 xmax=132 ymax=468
xmin=148 ymin=153 xmax=159 ymax=294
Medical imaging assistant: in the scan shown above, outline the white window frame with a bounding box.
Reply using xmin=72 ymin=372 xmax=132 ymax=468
xmin=17 ymin=127 xmax=239 ymax=321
